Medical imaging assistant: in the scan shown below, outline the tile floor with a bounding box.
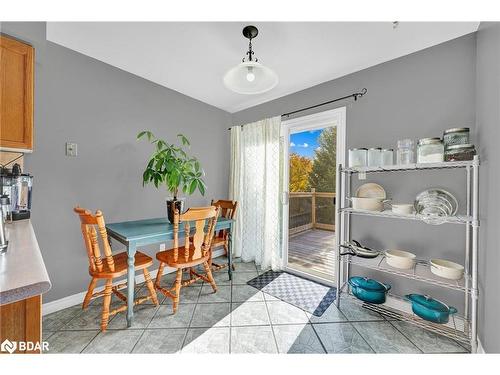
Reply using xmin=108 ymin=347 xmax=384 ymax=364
xmin=42 ymin=258 xmax=469 ymax=354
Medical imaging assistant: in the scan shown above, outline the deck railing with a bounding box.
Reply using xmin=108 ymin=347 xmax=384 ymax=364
xmin=289 ymin=188 xmax=335 ymax=235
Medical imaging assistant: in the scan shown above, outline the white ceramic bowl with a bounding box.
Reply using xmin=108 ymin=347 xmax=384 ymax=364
xmin=385 ymin=249 xmax=417 ymax=270
xmin=430 ymin=259 xmax=464 ymax=280
xmin=392 ymin=204 xmax=414 ymax=215
xmin=350 ymin=197 xmax=387 ymax=212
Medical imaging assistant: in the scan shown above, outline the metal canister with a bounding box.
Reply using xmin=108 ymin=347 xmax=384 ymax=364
xmin=443 ymin=128 xmax=470 ymax=149
xmin=444 ymin=144 xmax=476 ymax=161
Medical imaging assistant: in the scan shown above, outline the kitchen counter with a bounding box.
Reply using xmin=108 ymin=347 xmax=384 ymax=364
xmin=0 ymin=220 xmax=51 ymax=305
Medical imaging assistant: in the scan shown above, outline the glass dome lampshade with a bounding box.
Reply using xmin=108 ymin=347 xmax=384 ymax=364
xmin=223 ymin=61 xmax=278 ymax=95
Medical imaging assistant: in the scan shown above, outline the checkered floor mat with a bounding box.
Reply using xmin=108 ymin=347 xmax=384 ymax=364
xmin=247 ymin=271 xmax=336 ymax=316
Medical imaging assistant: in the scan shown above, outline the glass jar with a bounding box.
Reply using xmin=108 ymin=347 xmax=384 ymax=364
xmin=396 ymin=139 xmax=415 ymax=165
xmin=381 ymin=149 xmax=394 ymax=166
xmin=367 ymin=148 xmax=382 ymax=167
xmin=348 ymin=148 xmax=367 ymax=168
xmin=444 ymin=144 xmax=476 ymax=161
xmin=417 ymin=138 xmax=444 ymax=163
xmin=443 ymin=128 xmax=470 ymax=149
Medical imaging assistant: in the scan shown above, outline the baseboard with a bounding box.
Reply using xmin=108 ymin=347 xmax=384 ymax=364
xmin=477 ymin=337 xmax=485 ymax=353
xmin=42 ymin=248 xmax=226 ymax=316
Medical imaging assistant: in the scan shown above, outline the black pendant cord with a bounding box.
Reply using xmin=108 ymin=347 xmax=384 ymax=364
xmin=228 ymin=88 xmax=367 ymax=130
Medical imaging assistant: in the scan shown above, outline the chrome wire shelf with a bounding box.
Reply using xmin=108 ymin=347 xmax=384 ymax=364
xmin=343 ymin=252 xmax=469 ymax=292
xmin=335 ymin=155 xmax=480 ymax=352
xmin=341 ymin=207 xmax=473 ymax=225
xmin=342 ymin=160 xmax=478 ymax=174
xmin=343 ymin=290 xmax=471 ymax=346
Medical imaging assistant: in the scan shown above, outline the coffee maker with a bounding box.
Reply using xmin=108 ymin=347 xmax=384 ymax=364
xmin=0 ymin=163 xmax=33 ymax=221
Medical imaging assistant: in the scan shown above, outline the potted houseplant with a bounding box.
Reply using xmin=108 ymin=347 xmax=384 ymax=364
xmin=137 ymin=130 xmax=206 ymax=223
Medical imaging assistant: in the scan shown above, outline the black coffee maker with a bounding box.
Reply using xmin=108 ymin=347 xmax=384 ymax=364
xmin=0 ymin=163 xmax=33 ymax=221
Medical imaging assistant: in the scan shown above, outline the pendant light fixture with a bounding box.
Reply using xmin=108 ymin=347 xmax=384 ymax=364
xmin=223 ymin=25 xmax=278 ymax=95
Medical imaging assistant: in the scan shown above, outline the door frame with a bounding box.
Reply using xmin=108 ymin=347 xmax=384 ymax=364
xmin=281 ymin=107 xmax=346 ymax=286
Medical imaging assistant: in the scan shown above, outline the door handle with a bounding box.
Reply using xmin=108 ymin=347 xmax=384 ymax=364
xmin=282 ymin=191 xmax=289 ymax=205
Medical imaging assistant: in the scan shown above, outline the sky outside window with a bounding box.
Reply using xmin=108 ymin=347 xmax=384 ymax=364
xmin=290 ymin=129 xmax=323 ymax=158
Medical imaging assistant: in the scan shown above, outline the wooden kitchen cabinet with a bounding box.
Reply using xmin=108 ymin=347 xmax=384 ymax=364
xmin=0 ymin=35 xmax=34 ymax=151
xmin=0 ymin=295 xmax=42 ymax=354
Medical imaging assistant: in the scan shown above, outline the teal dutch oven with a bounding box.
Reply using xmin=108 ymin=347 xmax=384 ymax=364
xmin=348 ymin=276 xmax=391 ymax=304
xmin=405 ymin=294 xmax=457 ymax=324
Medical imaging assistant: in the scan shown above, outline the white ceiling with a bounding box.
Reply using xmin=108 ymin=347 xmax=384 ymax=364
xmin=46 ymin=22 xmax=479 ymax=113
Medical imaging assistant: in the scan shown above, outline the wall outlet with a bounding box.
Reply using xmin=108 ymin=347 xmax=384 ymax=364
xmin=66 ymin=142 xmax=77 ymax=157
xmin=160 ymin=243 xmax=166 ymax=251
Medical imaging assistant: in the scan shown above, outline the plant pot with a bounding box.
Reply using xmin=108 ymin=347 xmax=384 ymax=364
xmin=166 ymin=198 xmax=185 ymax=223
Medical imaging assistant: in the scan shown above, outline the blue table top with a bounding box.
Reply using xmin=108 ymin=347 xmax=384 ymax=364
xmin=106 ymin=216 xmax=233 ymax=244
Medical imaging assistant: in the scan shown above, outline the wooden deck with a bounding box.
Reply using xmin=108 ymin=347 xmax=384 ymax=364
xmin=288 ymin=229 xmax=335 ymax=279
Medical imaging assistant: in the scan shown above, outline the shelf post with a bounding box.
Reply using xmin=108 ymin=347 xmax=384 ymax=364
xmin=335 ymin=164 xmax=343 ymax=307
xmin=470 ymin=155 xmax=479 ymax=353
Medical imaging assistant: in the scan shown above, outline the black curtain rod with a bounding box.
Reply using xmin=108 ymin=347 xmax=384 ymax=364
xmin=228 ymin=88 xmax=367 ymax=130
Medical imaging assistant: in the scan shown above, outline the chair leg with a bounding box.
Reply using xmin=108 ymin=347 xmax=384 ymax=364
xmin=155 ymin=262 xmax=165 ymax=288
xmin=203 ymin=261 xmax=217 ymax=293
xmin=82 ymin=278 xmax=97 ymax=310
xmin=101 ymin=279 xmax=113 ymax=332
xmin=143 ymin=268 xmax=159 ymax=306
xmin=172 ymin=269 xmax=183 ymax=314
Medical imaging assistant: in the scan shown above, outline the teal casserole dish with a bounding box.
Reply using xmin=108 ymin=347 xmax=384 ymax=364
xmin=405 ymin=294 xmax=457 ymax=324
xmin=348 ymin=277 xmax=391 ymax=304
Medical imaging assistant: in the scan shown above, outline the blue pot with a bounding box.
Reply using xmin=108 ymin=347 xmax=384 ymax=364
xmin=348 ymin=277 xmax=391 ymax=304
xmin=405 ymin=294 xmax=457 ymax=324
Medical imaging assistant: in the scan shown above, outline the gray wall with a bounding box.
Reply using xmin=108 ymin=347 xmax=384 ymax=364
xmin=0 ymin=22 xmax=231 ymax=303
xmin=233 ymin=34 xmax=477 ymax=330
xmin=476 ymin=22 xmax=500 ymax=353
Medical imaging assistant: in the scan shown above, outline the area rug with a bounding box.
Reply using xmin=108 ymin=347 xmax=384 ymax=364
xmin=247 ymin=271 xmax=336 ymax=317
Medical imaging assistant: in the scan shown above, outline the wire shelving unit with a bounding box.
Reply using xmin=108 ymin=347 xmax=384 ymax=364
xmin=335 ymin=156 xmax=479 ymax=353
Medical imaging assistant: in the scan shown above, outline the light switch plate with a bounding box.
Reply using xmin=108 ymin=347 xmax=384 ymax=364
xmin=66 ymin=142 xmax=77 ymax=157
xmin=160 ymin=243 xmax=166 ymax=251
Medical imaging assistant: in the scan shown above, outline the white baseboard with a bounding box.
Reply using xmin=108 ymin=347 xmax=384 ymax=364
xmin=42 ymin=248 xmax=226 ymax=316
xmin=477 ymin=337 xmax=485 ymax=353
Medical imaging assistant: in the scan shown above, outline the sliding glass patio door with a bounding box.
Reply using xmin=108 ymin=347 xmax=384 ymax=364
xmin=281 ymin=107 xmax=345 ymax=284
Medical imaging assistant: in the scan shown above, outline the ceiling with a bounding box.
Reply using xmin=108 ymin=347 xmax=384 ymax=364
xmin=46 ymin=22 xmax=479 ymax=113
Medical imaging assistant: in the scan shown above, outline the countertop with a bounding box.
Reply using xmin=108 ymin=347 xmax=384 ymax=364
xmin=0 ymin=220 xmax=51 ymax=305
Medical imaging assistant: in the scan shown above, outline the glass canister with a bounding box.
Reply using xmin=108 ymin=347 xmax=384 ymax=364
xmin=381 ymin=149 xmax=394 ymax=166
xmin=348 ymin=148 xmax=367 ymax=168
xmin=396 ymin=139 xmax=415 ymax=165
xmin=443 ymin=128 xmax=470 ymax=149
xmin=444 ymin=144 xmax=476 ymax=161
xmin=417 ymin=138 xmax=444 ymax=163
xmin=367 ymin=148 xmax=382 ymax=167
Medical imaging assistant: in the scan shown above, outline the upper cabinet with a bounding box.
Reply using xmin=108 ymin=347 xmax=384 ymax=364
xmin=0 ymin=35 xmax=34 ymax=151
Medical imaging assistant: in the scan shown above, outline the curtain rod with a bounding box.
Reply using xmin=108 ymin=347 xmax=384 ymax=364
xmin=228 ymin=88 xmax=367 ymax=130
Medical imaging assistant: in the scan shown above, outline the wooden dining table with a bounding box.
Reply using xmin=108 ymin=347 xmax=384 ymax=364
xmin=106 ymin=216 xmax=234 ymax=327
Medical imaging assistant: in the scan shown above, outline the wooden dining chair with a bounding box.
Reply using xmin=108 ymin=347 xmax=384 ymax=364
xmin=74 ymin=207 xmax=159 ymax=331
xmin=210 ymin=199 xmax=238 ymax=271
xmin=155 ymin=206 xmax=220 ymax=314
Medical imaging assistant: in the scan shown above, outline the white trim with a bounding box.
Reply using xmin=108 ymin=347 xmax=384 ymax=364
xmin=477 ymin=337 xmax=485 ymax=353
xmin=281 ymin=107 xmax=346 ymax=280
xmin=42 ymin=248 xmax=226 ymax=316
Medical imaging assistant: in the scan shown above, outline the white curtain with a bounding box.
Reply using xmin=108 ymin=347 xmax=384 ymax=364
xmin=229 ymin=116 xmax=283 ymax=271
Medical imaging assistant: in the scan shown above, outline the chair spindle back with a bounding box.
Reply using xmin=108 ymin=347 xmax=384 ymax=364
xmin=74 ymin=207 xmax=114 ymax=272
xmin=172 ymin=206 xmax=219 ymax=263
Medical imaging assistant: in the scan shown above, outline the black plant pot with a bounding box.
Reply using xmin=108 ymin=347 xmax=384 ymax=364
xmin=166 ymin=199 xmax=185 ymax=224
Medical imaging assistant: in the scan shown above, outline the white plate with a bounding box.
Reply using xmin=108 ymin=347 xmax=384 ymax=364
xmin=356 ymin=183 xmax=386 ymax=199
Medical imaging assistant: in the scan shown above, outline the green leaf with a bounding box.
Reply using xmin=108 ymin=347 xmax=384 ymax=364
xmin=177 ymin=134 xmax=190 ymax=146
xmin=189 ymin=180 xmax=197 ymax=195
xmin=137 ymin=131 xmax=147 ymax=140
xmin=198 ymin=180 xmax=206 ymax=196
